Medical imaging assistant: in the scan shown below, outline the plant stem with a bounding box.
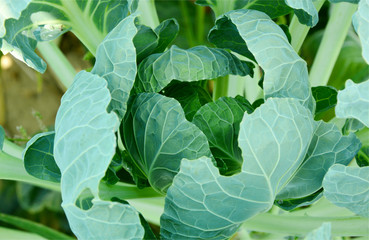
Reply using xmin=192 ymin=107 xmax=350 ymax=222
xmin=179 ymin=0 xmax=195 ymax=47
xmin=37 ymin=41 xmax=76 ymax=90
xmin=213 ymin=75 xmax=229 ymax=100
xmin=309 ymin=2 xmax=358 ymax=87
xmin=137 ymin=0 xmax=160 ymax=29
xmin=195 ymin=4 xmax=205 ymax=45
xmin=289 ymin=0 xmax=325 ymax=52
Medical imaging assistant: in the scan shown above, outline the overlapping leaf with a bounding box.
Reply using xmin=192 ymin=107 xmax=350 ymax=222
xmin=0 ymin=0 xmax=30 ymax=37
xmin=153 ymin=18 xmax=179 ymax=53
xmin=323 ymin=164 xmax=369 ymax=217
xmin=209 ymin=10 xmax=315 ymax=112
xmin=335 ymin=80 xmax=369 ymax=127
xmin=161 ymin=98 xmax=315 ymax=239
xmin=277 ymin=121 xmax=361 ymax=200
xmin=0 ymin=0 xmax=136 ymax=72
xmin=133 ymin=45 xmax=254 ymax=93
xmin=22 ymin=131 xmax=60 ymax=183
xmin=122 ymin=93 xmax=212 ymax=194
xmin=312 ymin=86 xmax=338 ymax=116
xmin=91 ymin=14 xmax=137 ymax=120
xmin=192 ymin=96 xmax=254 ymax=175
xmin=54 ymin=71 xmax=144 ymax=239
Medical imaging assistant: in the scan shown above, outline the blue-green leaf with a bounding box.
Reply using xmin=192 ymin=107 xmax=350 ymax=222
xmin=0 ymin=0 xmax=30 ymax=37
xmin=91 ymin=14 xmax=138 ymax=120
xmin=210 ymin=10 xmax=315 ymax=112
xmin=153 ymin=18 xmax=179 ymax=53
xmin=329 ymin=0 xmax=360 ymax=4
xmin=335 ymin=80 xmax=369 ymax=127
xmin=0 ymin=0 xmax=135 ymax=72
xmin=284 ymin=0 xmax=318 ymax=27
xmin=323 ymin=164 xmax=369 ymax=217
xmin=134 ymin=45 xmax=254 ymax=93
xmin=277 ymin=121 xmax=361 ymax=200
xmin=54 ymin=71 xmax=144 ymax=239
xmin=161 ymin=98 xmax=315 ymax=238
xmin=122 ymin=93 xmax=212 ymax=194
xmin=22 ymin=131 xmax=60 ymax=183
xmin=352 ymin=0 xmax=369 ymax=64
xmin=304 ymin=222 xmax=331 ymax=240
xmin=0 ymin=125 xmax=4 ymax=150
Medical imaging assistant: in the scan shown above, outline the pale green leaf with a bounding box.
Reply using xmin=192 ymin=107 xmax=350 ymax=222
xmin=54 ymin=71 xmax=144 ymax=239
xmin=161 ymin=98 xmax=315 ymax=238
xmin=0 ymin=226 xmax=46 ymax=240
xmin=91 ymin=14 xmax=138 ymax=120
xmin=277 ymin=121 xmax=361 ymax=200
xmin=210 ymin=10 xmax=315 ymax=112
xmin=323 ymin=164 xmax=369 ymax=217
xmin=122 ymin=93 xmax=212 ymax=194
xmin=335 ymin=79 xmax=369 ymax=127
xmin=352 ymin=0 xmax=369 ymax=63
xmin=0 ymin=0 xmax=30 ymax=37
xmin=284 ymin=0 xmax=318 ymax=27
xmin=304 ymin=222 xmax=331 ymax=240
xmin=134 ymin=45 xmax=254 ymax=93
xmin=22 ymin=131 xmax=60 ymax=183
xmin=0 ymin=0 xmax=135 ymax=72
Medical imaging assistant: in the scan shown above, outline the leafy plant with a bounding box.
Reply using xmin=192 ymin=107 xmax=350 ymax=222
xmin=0 ymin=0 xmax=368 ymax=239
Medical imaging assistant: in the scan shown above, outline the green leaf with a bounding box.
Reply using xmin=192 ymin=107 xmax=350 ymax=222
xmin=91 ymin=14 xmax=138 ymax=120
xmin=120 ymin=150 xmax=150 ymax=188
xmin=0 ymin=212 xmax=74 ymax=240
xmin=342 ymin=118 xmax=365 ymax=135
xmin=162 ymin=82 xmax=212 ymax=121
xmin=329 ymin=0 xmax=360 ymax=5
xmin=312 ymin=86 xmax=338 ymax=116
xmin=323 ymin=164 xmax=369 ymax=217
xmin=133 ymin=45 xmax=254 ymax=93
xmin=0 ymin=125 xmax=4 ymax=150
xmin=133 ymin=24 xmax=158 ymax=63
xmin=0 ymin=0 xmax=31 ymax=37
xmin=275 ymin=189 xmax=323 ymax=211
xmin=353 ymin=0 xmax=369 ymax=64
xmin=284 ymin=0 xmax=318 ymax=27
xmin=153 ymin=18 xmax=179 ymax=53
xmin=356 ymin=146 xmax=369 ymax=167
xmin=54 ymin=71 xmax=144 ymax=239
xmin=304 ymin=222 xmax=331 ymax=240
xmin=192 ymin=96 xmax=253 ymax=175
xmin=0 ymin=0 xmax=135 ymax=72
xmin=122 ymin=93 xmax=212 ymax=194
xmin=22 ymin=132 xmax=60 ymax=183
xmin=336 ymin=79 xmax=369 ymax=127
xmin=277 ymin=121 xmax=361 ymax=200
xmin=210 ymin=10 xmax=315 ymax=112
xmin=161 ymin=98 xmax=315 ymax=239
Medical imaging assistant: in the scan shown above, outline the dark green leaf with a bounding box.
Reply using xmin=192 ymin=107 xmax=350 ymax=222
xmin=134 ymin=45 xmax=254 ymax=93
xmin=279 ymin=24 xmax=292 ymax=43
xmin=275 ymin=189 xmax=323 ymax=211
xmin=342 ymin=118 xmax=365 ymax=135
xmin=122 ymin=93 xmax=212 ymax=194
xmin=356 ymin=146 xmax=369 ymax=167
xmin=162 ymin=82 xmax=212 ymax=121
xmin=133 ymin=24 xmax=158 ymax=63
xmin=23 ymin=132 xmax=61 ymax=183
xmin=312 ymin=86 xmax=338 ymax=115
xmin=252 ymin=98 xmax=264 ymax=109
xmin=192 ymin=96 xmax=253 ymax=175
xmin=120 ymin=150 xmax=150 ymax=189
xmin=153 ymin=18 xmax=179 ymax=53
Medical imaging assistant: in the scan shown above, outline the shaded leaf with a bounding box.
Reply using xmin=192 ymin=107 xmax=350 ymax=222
xmin=133 ymin=24 xmax=158 ymax=63
xmin=312 ymin=86 xmax=338 ymax=116
xmin=153 ymin=18 xmax=179 ymax=53
xmin=356 ymin=146 xmax=369 ymax=167
xmin=275 ymin=189 xmax=323 ymax=211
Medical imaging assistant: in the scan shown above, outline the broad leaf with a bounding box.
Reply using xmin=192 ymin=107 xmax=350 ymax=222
xmin=356 ymin=146 xmax=369 ymax=167
xmin=276 ymin=121 xmax=361 ymax=200
xmin=162 ymin=82 xmax=212 ymax=121
xmin=304 ymin=222 xmax=331 ymax=240
xmin=335 ymin=80 xmax=369 ymax=127
xmin=192 ymin=96 xmax=254 ymax=175
xmin=122 ymin=93 xmax=212 ymax=194
xmin=323 ymin=164 xmax=369 ymax=217
xmin=133 ymin=24 xmax=158 ymax=63
xmin=353 ymin=0 xmax=369 ymax=63
xmin=0 ymin=0 xmax=30 ymax=37
xmin=312 ymin=86 xmax=338 ymax=116
xmin=153 ymin=18 xmax=179 ymax=53
xmin=210 ymin=10 xmax=315 ymax=112
xmin=161 ymin=98 xmax=315 ymax=239
xmin=0 ymin=0 xmax=136 ymax=72
xmin=133 ymin=45 xmax=254 ymax=93
xmin=54 ymin=71 xmax=144 ymax=239
xmin=91 ymin=14 xmax=138 ymax=120
xmin=22 ymin=131 xmax=60 ymax=183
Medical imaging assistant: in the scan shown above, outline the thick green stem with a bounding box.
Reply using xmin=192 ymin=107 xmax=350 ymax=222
xmin=137 ymin=0 xmax=160 ymax=29
xmin=179 ymin=0 xmax=195 ymax=47
xmin=213 ymin=75 xmax=229 ymax=100
xmin=309 ymin=2 xmax=358 ymax=87
xmin=195 ymin=4 xmax=205 ymax=44
xmin=289 ymin=0 xmax=325 ymax=52
xmin=37 ymin=41 xmax=76 ymax=90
